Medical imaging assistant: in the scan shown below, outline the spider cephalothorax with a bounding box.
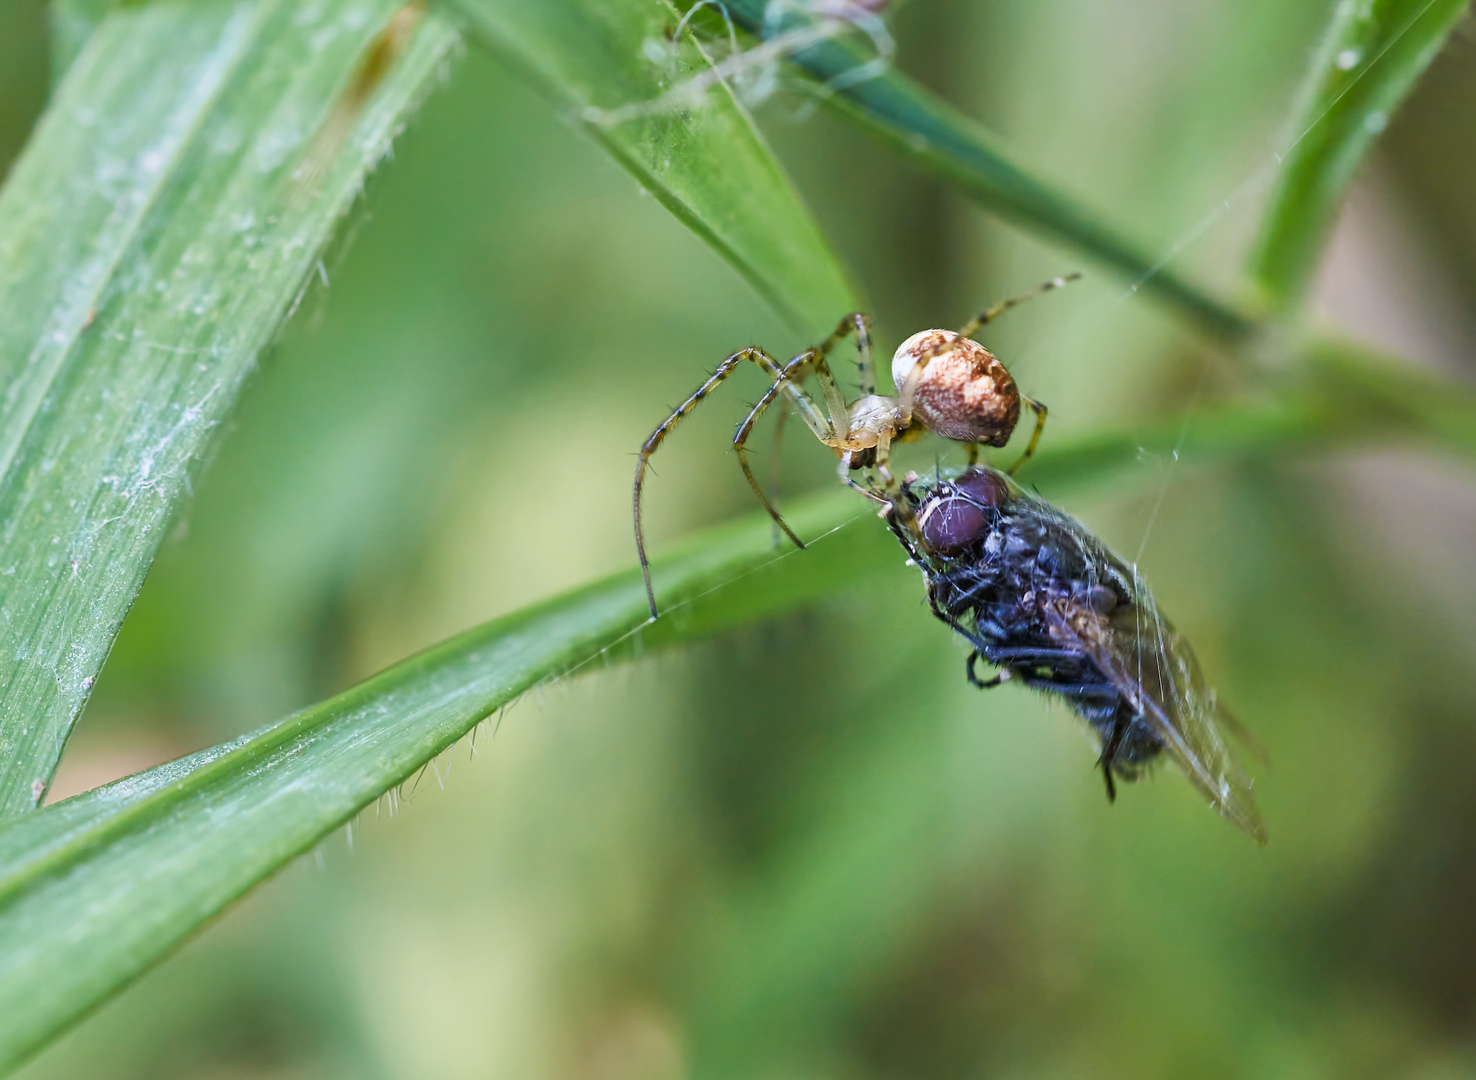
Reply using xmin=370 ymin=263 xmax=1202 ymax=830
xmin=633 ymin=274 xmax=1080 ymax=619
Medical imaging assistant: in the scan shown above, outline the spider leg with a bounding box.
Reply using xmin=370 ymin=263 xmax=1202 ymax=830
xmin=1005 ymin=396 xmax=1048 ymax=476
xmin=852 ymin=312 xmax=876 ymax=395
xmin=806 ymin=313 xmax=870 ymax=429
xmin=734 ymin=310 xmax=886 ymax=542
xmin=869 ymin=432 xmax=919 ymax=536
xmin=837 ymin=455 xmax=889 ymax=506
xmin=635 ymin=346 xmax=830 ymax=619
xmin=767 ymin=395 xmax=789 ymax=548
xmin=803 ymin=311 xmax=901 ymax=514
xmin=872 ymin=430 xmax=899 ymax=494
xmin=954 ymin=273 xmax=1082 ymax=341
xmin=733 ymin=350 xmax=834 ymax=549
xmin=836 ymin=432 xmax=905 ymax=513
xmin=814 ymin=311 xmax=876 ymax=395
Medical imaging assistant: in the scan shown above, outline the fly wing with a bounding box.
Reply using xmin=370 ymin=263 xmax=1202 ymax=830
xmin=1043 ymin=591 xmax=1268 ymax=844
xmin=993 ymin=481 xmax=1267 ymax=841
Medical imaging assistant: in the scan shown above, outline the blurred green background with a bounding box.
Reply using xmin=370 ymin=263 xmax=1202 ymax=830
xmin=6 ymin=0 xmax=1476 ymax=1076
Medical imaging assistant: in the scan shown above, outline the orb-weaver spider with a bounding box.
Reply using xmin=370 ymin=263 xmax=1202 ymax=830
xmin=633 ymin=274 xmax=1081 ymax=618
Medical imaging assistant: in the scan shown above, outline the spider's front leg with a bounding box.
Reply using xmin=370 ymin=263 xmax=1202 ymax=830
xmin=635 ymin=346 xmax=831 ymax=619
xmin=733 ymin=350 xmax=837 ymax=545
xmin=731 ymin=311 xmax=881 ymax=547
xmin=836 ymin=430 xmax=901 ymax=509
xmin=836 ymin=450 xmax=888 ymax=507
xmin=813 ymin=310 xmax=877 ymax=395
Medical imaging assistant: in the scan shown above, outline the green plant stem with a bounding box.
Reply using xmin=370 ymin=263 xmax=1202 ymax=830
xmin=1250 ymin=0 xmax=1471 ymax=310
xmin=708 ymin=2 xmax=1476 ymax=470
xmin=1299 ymin=336 xmax=1476 ymax=460
xmin=1036 ymin=340 xmax=1476 ymax=487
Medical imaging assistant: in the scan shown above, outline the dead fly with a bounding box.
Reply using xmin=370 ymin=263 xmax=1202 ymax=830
xmin=633 ymin=276 xmax=1265 ymax=840
xmin=890 ymin=466 xmax=1267 ymax=842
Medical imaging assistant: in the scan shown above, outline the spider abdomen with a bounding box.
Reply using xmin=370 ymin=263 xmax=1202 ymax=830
xmin=891 ymin=330 xmax=1021 ymax=445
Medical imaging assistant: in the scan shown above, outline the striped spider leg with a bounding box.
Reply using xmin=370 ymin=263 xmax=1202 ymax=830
xmin=633 ymin=312 xmax=876 ymax=618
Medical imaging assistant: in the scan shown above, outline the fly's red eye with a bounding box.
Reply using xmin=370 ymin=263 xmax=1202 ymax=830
xmin=917 ymin=470 xmax=1007 ymax=553
xmin=918 ymin=496 xmax=985 ymax=554
xmin=954 ymin=469 xmax=1006 ymax=508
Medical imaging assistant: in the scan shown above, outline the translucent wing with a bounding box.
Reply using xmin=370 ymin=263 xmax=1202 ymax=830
xmin=1005 ymin=486 xmax=1269 ymax=843
xmin=1045 ymin=579 xmax=1267 ymax=843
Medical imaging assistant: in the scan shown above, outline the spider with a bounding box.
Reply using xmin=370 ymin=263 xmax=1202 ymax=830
xmin=633 ymin=274 xmax=1080 ymax=618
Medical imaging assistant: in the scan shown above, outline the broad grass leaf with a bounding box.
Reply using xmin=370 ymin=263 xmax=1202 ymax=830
xmin=0 ymin=0 xmax=459 ymax=814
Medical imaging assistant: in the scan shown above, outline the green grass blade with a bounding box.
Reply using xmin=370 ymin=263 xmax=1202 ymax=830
xmin=1297 ymin=336 xmax=1476 ymax=460
xmin=0 ymin=0 xmax=460 ymax=815
xmin=0 ymin=365 xmax=1464 ymax=1069
xmin=1032 ymin=340 xmax=1476 ymax=485
xmin=715 ymin=0 xmax=1255 ymax=342
xmin=47 ymin=0 xmax=116 ymax=81
xmin=440 ymin=0 xmax=858 ymax=336
xmin=0 ymin=491 xmax=891 ymax=1073
xmin=1250 ymin=0 xmax=1470 ymax=309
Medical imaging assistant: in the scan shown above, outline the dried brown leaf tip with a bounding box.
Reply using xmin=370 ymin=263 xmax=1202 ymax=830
xmin=292 ymin=3 xmax=426 ymax=199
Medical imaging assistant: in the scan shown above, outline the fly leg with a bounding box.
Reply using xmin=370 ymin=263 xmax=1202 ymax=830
xmin=1014 ymin=679 xmax=1120 ymax=700
xmin=966 ymin=651 xmax=1006 ymax=689
xmin=981 ymin=646 xmax=1089 ymax=667
xmin=1099 ymin=716 xmax=1127 ymax=802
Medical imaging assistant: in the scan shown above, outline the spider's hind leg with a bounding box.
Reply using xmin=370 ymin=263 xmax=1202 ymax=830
xmin=955 ymin=273 xmax=1083 ymax=341
xmin=1005 ymin=396 xmax=1048 ymax=476
xmin=898 ymin=274 xmax=1082 ymax=419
